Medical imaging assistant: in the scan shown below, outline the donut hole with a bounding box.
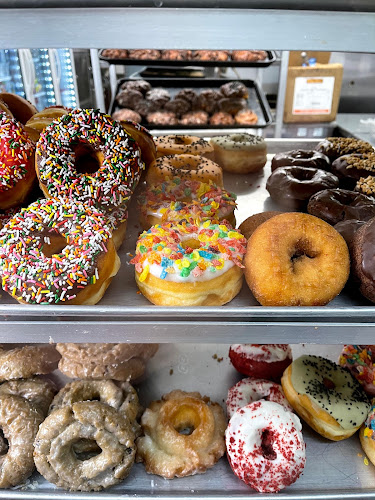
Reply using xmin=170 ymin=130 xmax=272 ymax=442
xmin=73 ymin=142 xmax=103 ymax=175
xmin=261 ymin=428 xmax=276 ymax=461
xmin=0 ymin=430 xmax=9 ymax=456
xmin=72 ymin=439 xmax=102 ymax=461
xmin=41 ymin=230 xmax=68 ymax=258
xmin=171 ymin=405 xmax=200 ymax=436
xmin=181 ymin=238 xmax=201 ymax=250
xmin=290 ymin=239 xmax=318 ymax=268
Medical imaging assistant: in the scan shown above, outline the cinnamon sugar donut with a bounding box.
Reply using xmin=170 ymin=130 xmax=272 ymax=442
xmin=154 ymin=135 xmax=214 ymax=160
xmin=0 ymin=344 xmax=60 ymax=381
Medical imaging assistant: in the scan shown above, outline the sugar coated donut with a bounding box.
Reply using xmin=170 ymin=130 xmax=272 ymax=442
xmin=352 ymin=218 xmax=375 ymax=304
xmin=226 ymin=400 xmax=306 ymax=493
xmin=229 ymin=344 xmax=292 ymax=381
xmin=0 ymin=198 xmax=120 ymax=305
xmin=136 ymin=389 xmax=226 ymax=478
xmin=146 ymin=153 xmax=223 ymax=187
xmin=271 ymin=149 xmax=330 ymax=172
xmin=0 ymin=377 xmax=56 ymax=416
xmin=339 ymin=345 xmax=375 ymax=396
xmin=245 ymin=213 xmax=350 ymax=306
xmin=0 ymin=92 xmax=37 ymax=125
xmin=238 ymin=211 xmax=282 ymax=240
xmin=131 ymin=220 xmax=246 ymax=306
xmin=154 ymin=135 xmax=214 ymax=160
xmin=226 ymin=377 xmax=293 ymax=419
xmin=360 ymin=401 xmax=375 ymax=466
xmin=281 ymin=355 xmax=370 ymax=440
xmin=315 ymin=137 xmax=373 ymax=161
xmin=36 ymin=109 xmax=144 ymax=214
xmin=0 ymin=344 xmax=60 ymax=381
xmin=210 ymin=133 xmax=267 ymax=174
xmin=0 ymin=112 xmax=36 ymax=209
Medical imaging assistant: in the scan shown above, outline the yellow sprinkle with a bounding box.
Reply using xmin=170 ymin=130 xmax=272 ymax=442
xmin=219 ymin=224 xmax=228 ymax=232
xmin=216 ymin=258 xmax=225 ymax=269
xmin=198 ymin=234 xmax=209 ymax=242
xmin=160 ymin=208 xmax=167 ymax=215
xmin=164 ymin=248 xmax=172 ymax=255
xmin=228 ymin=230 xmax=242 ymax=239
xmin=138 ymin=264 xmax=149 ymax=282
xmin=191 ymin=250 xmax=200 ymax=261
xmin=203 ymin=220 xmax=211 ymax=229
xmin=175 ymin=259 xmax=183 ymax=270
xmin=182 ymin=258 xmax=190 ymax=268
xmin=12 ymin=287 xmax=16 ymax=296
xmin=364 ymin=457 xmax=369 ymax=466
xmin=364 ymin=428 xmax=372 ymax=438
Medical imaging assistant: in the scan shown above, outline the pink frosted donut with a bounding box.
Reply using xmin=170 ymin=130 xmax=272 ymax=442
xmin=226 ymin=378 xmax=293 ymax=419
xmin=229 ymin=344 xmax=292 ymax=381
xmin=226 ymin=400 xmax=306 ymax=493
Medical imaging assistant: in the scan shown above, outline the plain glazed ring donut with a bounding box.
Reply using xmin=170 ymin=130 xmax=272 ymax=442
xmin=245 ymin=213 xmax=350 ymax=306
xmin=34 ymin=401 xmax=136 ymax=492
xmin=0 ymin=344 xmax=60 ymax=381
xmin=136 ymin=389 xmax=226 ymax=478
xmin=226 ymin=400 xmax=306 ymax=493
xmin=154 ymin=135 xmax=214 ymax=160
xmin=0 ymin=377 xmax=56 ymax=416
xmin=0 ymin=198 xmax=120 ymax=305
xmin=146 ymin=153 xmax=223 ymax=187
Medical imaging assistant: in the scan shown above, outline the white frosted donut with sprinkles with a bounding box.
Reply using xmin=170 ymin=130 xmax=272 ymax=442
xmin=226 ymin=378 xmax=293 ymax=419
xmin=35 ymin=109 xmax=144 ymax=213
xmin=131 ymin=220 xmax=246 ymax=306
xmin=226 ymin=400 xmax=306 ymax=493
xmin=0 ymin=198 xmax=120 ymax=305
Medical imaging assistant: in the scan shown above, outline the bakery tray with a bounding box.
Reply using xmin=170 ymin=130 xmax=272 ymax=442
xmin=99 ymin=49 xmax=277 ymax=68
xmin=1 ymin=138 xmax=375 ymax=343
xmin=110 ymin=77 xmax=273 ymax=129
xmin=2 ymin=344 xmax=375 ymax=500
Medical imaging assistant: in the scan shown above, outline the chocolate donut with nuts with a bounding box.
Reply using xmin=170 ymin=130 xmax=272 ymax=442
xmin=315 ymin=137 xmax=373 ymax=162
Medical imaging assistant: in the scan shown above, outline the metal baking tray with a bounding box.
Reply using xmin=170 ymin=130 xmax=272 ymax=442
xmin=110 ymin=77 xmax=273 ymax=129
xmin=2 ymin=343 xmax=375 ymax=499
xmin=99 ymin=49 xmax=277 ymax=67
xmin=1 ymin=138 xmax=375 ymax=343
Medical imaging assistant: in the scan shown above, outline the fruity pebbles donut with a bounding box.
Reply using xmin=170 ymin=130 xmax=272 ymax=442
xmin=0 ymin=198 xmax=120 ymax=305
xmin=339 ymin=345 xmax=375 ymax=396
xmin=131 ymin=220 xmax=246 ymax=306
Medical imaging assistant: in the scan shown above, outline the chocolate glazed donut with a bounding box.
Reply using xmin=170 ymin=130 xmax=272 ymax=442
xmin=352 ymin=218 xmax=375 ymax=303
xmin=331 ymin=153 xmax=375 ymax=189
xmin=266 ymin=166 xmax=339 ymax=210
xmin=307 ymin=189 xmax=375 ymax=226
xmin=271 ymin=150 xmax=330 ymax=172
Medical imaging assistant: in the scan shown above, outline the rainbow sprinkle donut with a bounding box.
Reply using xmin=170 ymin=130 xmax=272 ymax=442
xmin=0 ymin=198 xmax=120 ymax=305
xmin=339 ymin=345 xmax=375 ymax=396
xmin=131 ymin=220 xmax=246 ymax=306
xmin=0 ymin=112 xmax=36 ymax=210
xmin=36 ymin=109 xmax=144 ymax=213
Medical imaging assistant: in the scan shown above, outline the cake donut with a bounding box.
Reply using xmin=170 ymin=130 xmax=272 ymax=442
xmin=245 ymin=213 xmax=350 ymax=306
xmin=136 ymin=389 xmax=226 ymax=478
xmin=154 ymin=135 xmax=214 ymax=160
xmin=315 ymin=137 xmax=373 ymax=162
xmin=0 ymin=344 xmax=60 ymax=381
xmin=339 ymin=345 xmax=375 ymax=396
xmin=131 ymin=220 xmax=246 ymax=306
xmin=226 ymin=378 xmax=293 ymax=419
xmin=271 ymin=149 xmax=331 ymax=172
xmin=352 ymin=218 xmax=375 ymax=303
xmin=210 ymin=134 xmax=267 ymax=174
xmin=281 ymin=355 xmax=370 ymax=440
xmin=229 ymin=344 xmax=292 ymax=381
xmin=0 ymin=112 xmax=36 ymax=209
xmin=35 ymin=109 xmax=144 ymax=214
xmin=360 ymin=401 xmax=375 ymax=467
xmin=238 ymin=211 xmax=282 ymax=240
xmin=0 ymin=198 xmax=120 ymax=305
xmin=226 ymin=400 xmax=306 ymax=493
xmin=146 ymin=153 xmax=223 ymax=187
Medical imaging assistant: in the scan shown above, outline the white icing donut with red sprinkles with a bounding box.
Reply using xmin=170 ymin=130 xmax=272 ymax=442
xmin=226 ymin=400 xmax=306 ymax=493
xmin=226 ymin=377 xmax=293 ymax=419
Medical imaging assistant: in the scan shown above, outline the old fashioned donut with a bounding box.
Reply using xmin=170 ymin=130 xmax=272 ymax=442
xmin=24 ymin=106 xmax=70 ymax=142
xmin=266 ymin=166 xmax=339 ymax=210
xmin=331 ymin=152 xmax=375 ymax=189
xmin=271 ymin=149 xmax=330 ymax=172
xmin=131 ymin=220 xmax=246 ymax=306
xmin=0 ymin=377 xmax=56 ymax=416
xmin=154 ymin=135 xmax=214 ymax=160
xmin=281 ymin=355 xmax=370 ymax=440
xmin=307 ymin=188 xmax=375 ymax=226
xmin=0 ymin=92 xmax=37 ymax=125
xmin=226 ymin=400 xmax=306 ymax=493
xmin=315 ymin=137 xmax=373 ymax=161
xmin=0 ymin=198 xmax=120 ymax=305
xmin=146 ymin=153 xmax=223 ymax=187
xmin=352 ymin=218 xmax=375 ymax=304
xmin=238 ymin=211 xmax=282 ymax=240
xmin=245 ymin=213 xmax=350 ymax=306
xmin=0 ymin=344 xmax=60 ymax=381
xmin=0 ymin=394 xmax=44 ymax=488
xmin=34 ymin=401 xmax=136 ymax=491
xmin=360 ymin=401 xmax=375 ymax=467
xmin=0 ymin=112 xmax=36 ymax=209
xmin=226 ymin=378 xmax=293 ymax=419
xmin=339 ymin=345 xmax=375 ymax=397
xmin=210 ymin=133 xmax=267 ymax=174
xmin=136 ymin=389 xmax=226 ymax=478
xmin=229 ymin=344 xmax=292 ymax=381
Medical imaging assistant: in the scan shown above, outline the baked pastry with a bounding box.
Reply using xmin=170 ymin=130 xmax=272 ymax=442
xmin=315 ymin=137 xmax=373 ymax=162
xmin=116 ymin=89 xmax=144 ymax=109
xmin=161 ymin=49 xmax=192 ymax=60
xmin=0 ymin=92 xmax=37 ymax=124
xmin=112 ymin=108 xmax=142 ymax=123
xmin=220 ymin=81 xmax=248 ymax=99
xmin=352 ymin=218 xmax=375 ymax=304
xmin=192 ymin=50 xmax=229 ymax=62
xmin=339 ymin=345 xmax=375 ymax=397
xmin=146 ymin=111 xmax=178 ymax=126
xmin=180 ymin=111 xmax=209 ymax=126
xmin=24 ymin=106 xmax=70 ymax=142
xmin=231 ymin=50 xmax=267 ymax=62
xmin=128 ymin=49 xmax=161 ymax=60
xmin=145 ymin=88 xmax=171 ymax=107
xmin=120 ymin=80 xmax=152 ymax=95
xmin=234 ymin=109 xmax=258 ymax=125
xmin=218 ymin=97 xmax=247 ymax=115
xmin=271 ymin=149 xmax=331 ymax=172
xmin=210 ymin=112 xmax=235 ymax=126
xmin=154 ymin=135 xmax=214 ymax=160
xmin=238 ymin=211 xmax=282 ymax=240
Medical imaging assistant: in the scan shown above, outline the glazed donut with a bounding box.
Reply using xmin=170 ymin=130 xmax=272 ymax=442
xmin=193 ymin=50 xmax=229 ymax=62
xmin=128 ymin=49 xmax=161 ymax=60
xmin=0 ymin=112 xmax=36 ymax=209
xmin=34 ymin=401 xmax=136 ymax=491
xmin=266 ymin=166 xmax=339 ymax=210
xmin=307 ymin=188 xmax=375 ymax=226
xmin=161 ymin=49 xmax=192 ymax=60
xmin=334 ymin=219 xmax=366 ymax=250
xmin=245 ymin=213 xmax=350 ymax=306
xmin=24 ymin=106 xmax=70 ymax=142
xmin=229 ymin=344 xmax=292 ymax=381
xmin=0 ymin=198 xmax=120 ymax=305
xmin=352 ymin=218 xmax=375 ymax=304
xmin=0 ymin=344 xmax=60 ymax=381
xmin=0 ymin=92 xmax=37 ymax=125
xmin=271 ymin=149 xmax=331 ymax=172
xmin=0 ymin=377 xmax=56 ymax=416
xmin=339 ymin=345 xmax=375 ymax=397
xmin=226 ymin=400 xmax=306 ymax=493
xmin=154 ymin=135 xmax=214 ymax=160
xmin=0 ymin=394 xmax=44 ymax=488
xmin=146 ymin=153 xmax=223 ymax=187
xmin=210 ymin=112 xmax=235 ymax=126
xmin=210 ymin=133 xmax=267 ymax=174
xmin=234 ymin=109 xmax=258 ymax=125
xmin=131 ymin=220 xmax=246 ymax=306
xmin=119 ymin=120 xmax=157 ymax=170
xmin=315 ymin=137 xmax=373 ymax=162
xmin=56 ymin=343 xmax=158 ymax=382
xmin=136 ymin=389 xmax=226 ymax=478
xmin=112 ymin=108 xmax=142 ymax=123
xmin=231 ymin=50 xmax=267 ymax=62
xmin=220 ymin=81 xmax=248 ymax=99
xmin=36 ymin=109 xmax=144 ymax=213
xmin=146 ymin=111 xmax=178 ymax=126
xmin=281 ymin=355 xmax=370 ymax=440
xmin=238 ymin=211 xmax=282 ymax=240
xmin=360 ymin=401 xmax=375 ymax=466
xmin=226 ymin=378 xmax=293 ymax=419
xmin=179 ymin=111 xmax=209 ymax=125
xmin=331 ymin=152 xmax=375 ymax=189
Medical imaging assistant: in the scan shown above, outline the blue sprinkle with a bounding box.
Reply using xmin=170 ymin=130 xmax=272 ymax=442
xmin=160 ymin=269 xmax=167 ymax=279
xmin=199 ymin=250 xmax=213 ymax=259
xmin=161 ymin=257 xmax=170 ymax=268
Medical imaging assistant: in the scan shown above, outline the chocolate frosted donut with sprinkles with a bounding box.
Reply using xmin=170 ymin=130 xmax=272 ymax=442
xmin=35 ymin=109 xmax=144 ymax=214
xmin=0 ymin=198 xmax=120 ymax=305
